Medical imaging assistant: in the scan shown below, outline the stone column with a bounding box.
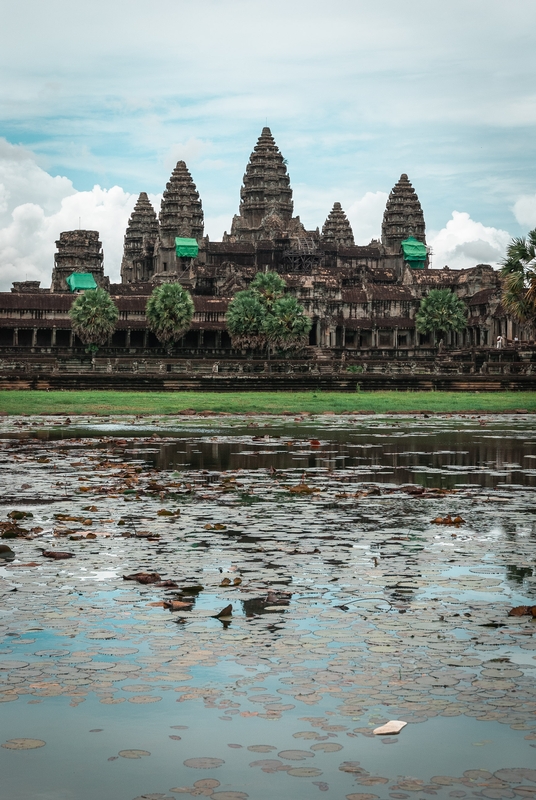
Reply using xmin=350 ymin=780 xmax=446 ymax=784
xmin=51 ymin=327 xmax=57 ymax=347
xmin=198 ymin=330 xmax=204 ymax=348
xmin=13 ymin=328 xmax=18 ymax=346
xmin=143 ymin=330 xmax=148 ymax=349
xmin=373 ymin=326 xmax=378 ymax=348
xmin=126 ymin=329 xmax=131 ymax=348
xmin=32 ymin=328 xmax=37 ymax=347
xmin=216 ymin=331 xmax=222 ymax=349
xmin=395 ymin=325 xmax=399 ymax=350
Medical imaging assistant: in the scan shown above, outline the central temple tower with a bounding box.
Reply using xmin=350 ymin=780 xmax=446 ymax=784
xmin=226 ymin=127 xmax=305 ymax=242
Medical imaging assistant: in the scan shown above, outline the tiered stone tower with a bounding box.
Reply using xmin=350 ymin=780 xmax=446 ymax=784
xmin=227 ymin=127 xmax=305 ymax=242
xmin=120 ymin=193 xmax=159 ymax=284
xmin=51 ymin=230 xmax=107 ymax=293
xmin=321 ymin=202 xmax=355 ymax=248
xmin=153 ymin=161 xmax=204 ymax=279
xmin=381 ymin=174 xmax=426 ymax=253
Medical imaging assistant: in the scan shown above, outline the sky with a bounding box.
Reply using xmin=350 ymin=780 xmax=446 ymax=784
xmin=0 ymin=0 xmax=535 ymax=290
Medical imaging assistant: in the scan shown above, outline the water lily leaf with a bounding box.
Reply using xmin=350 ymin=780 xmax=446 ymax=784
xmin=287 ymin=767 xmax=323 ymax=777
xmin=2 ymin=738 xmax=45 ymax=749
xmin=278 ymin=749 xmax=315 ymax=761
xmin=184 ymin=758 xmax=225 ymax=769
xmin=118 ymin=749 xmax=151 ymax=758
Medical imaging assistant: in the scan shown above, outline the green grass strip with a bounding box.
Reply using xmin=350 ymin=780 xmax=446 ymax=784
xmin=0 ymin=390 xmax=535 ymax=415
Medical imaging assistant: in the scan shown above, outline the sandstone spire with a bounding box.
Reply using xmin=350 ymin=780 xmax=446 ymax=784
xmin=159 ymin=161 xmax=204 ymax=246
xmin=51 ymin=230 xmax=107 ymax=292
xmin=321 ymin=202 xmax=355 ymax=248
xmin=120 ymin=192 xmax=159 ymax=283
xmin=228 ymin=127 xmax=304 ymax=242
xmin=381 ymin=174 xmax=426 ymax=253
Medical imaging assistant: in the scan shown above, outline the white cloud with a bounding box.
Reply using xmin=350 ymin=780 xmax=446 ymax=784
xmin=429 ymin=211 xmax=511 ymax=271
xmin=513 ymin=195 xmax=536 ymax=230
xmin=346 ymin=191 xmax=388 ymax=245
xmin=0 ymin=140 xmax=141 ymax=290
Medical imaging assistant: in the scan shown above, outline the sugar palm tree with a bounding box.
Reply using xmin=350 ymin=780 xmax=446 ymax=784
xmin=415 ymin=289 xmax=467 ymax=344
xmin=146 ymin=283 xmax=194 ymax=350
xmin=263 ymin=295 xmax=311 ymax=352
xmin=226 ymin=290 xmax=267 ymax=350
xmin=500 ymin=228 xmax=536 ymax=322
xmin=250 ymin=271 xmax=286 ymax=309
xmin=68 ymin=287 xmax=119 ymax=354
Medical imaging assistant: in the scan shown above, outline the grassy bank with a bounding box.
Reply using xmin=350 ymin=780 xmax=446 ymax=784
xmin=0 ymin=390 xmax=535 ymax=416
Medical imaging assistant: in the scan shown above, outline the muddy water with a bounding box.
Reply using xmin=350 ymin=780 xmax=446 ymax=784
xmin=0 ymin=414 xmax=535 ymax=800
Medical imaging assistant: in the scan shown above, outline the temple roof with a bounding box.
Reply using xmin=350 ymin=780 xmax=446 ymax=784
xmin=159 ymin=161 xmax=204 ymax=243
xmin=381 ymin=174 xmax=426 ymax=253
xmin=124 ymin=193 xmax=159 ymax=242
xmin=229 ymin=127 xmax=297 ymax=241
xmin=321 ymin=202 xmax=355 ymax=247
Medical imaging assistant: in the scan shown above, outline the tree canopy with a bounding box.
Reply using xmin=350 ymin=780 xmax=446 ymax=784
xmin=415 ymin=289 xmax=467 ymax=341
xmin=146 ymin=282 xmax=194 ymax=348
xmin=226 ymin=271 xmax=311 ymax=354
xmin=68 ymin=287 xmax=118 ymax=353
xmin=500 ymin=228 xmax=536 ymax=323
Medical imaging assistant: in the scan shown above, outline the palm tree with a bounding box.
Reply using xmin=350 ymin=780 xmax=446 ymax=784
xmin=250 ymin=271 xmax=286 ymax=309
xmin=263 ymin=295 xmax=311 ymax=352
xmin=415 ymin=289 xmax=467 ymax=344
xmin=226 ymin=290 xmax=267 ymax=350
xmin=146 ymin=283 xmax=194 ymax=350
xmin=68 ymin=287 xmax=119 ymax=353
xmin=226 ymin=271 xmax=312 ymax=356
xmin=500 ymin=228 xmax=536 ymax=323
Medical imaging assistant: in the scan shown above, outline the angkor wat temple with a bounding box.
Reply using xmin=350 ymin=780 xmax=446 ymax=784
xmin=0 ymin=127 xmax=534 ymax=390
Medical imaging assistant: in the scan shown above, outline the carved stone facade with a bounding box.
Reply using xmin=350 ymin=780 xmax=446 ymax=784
xmin=225 ymin=127 xmax=306 ymax=243
xmin=50 ymin=230 xmax=108 ymax=293
xmin=382 ymin=174 xmax=426 ymax=254
xmin=120 ymin=193 xmax=159 ymax=284
xmin=0 ymin=127 xmax=529 ymax=365
xmin=321 ymin=202 xmax=355 ymax=248
xmin=153 ymin=160 xmax=204 ymax=281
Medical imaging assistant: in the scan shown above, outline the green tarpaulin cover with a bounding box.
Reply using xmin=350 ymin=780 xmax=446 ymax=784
xmin=66 ymin=273 xmax=98 ymax=291
xmin=175 ymin=238 xmax=199 ymax=258
xmin=401 ymin=236 xmax=427 ymax=269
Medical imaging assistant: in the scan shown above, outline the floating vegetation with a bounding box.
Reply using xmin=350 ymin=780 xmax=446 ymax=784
xmin=0 ymin=412 xmax=535 ymax=799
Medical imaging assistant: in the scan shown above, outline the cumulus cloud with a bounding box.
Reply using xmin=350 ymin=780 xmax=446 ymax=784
xmin=513 ymin=195 xmax=536 ymax=230
xmin=429 ymin=211 xmax=511 ymax=271
xmin=0 ymin=139 xmax=142 ymax=291
xmin=346 ymin=192 xmax=388 ymax=245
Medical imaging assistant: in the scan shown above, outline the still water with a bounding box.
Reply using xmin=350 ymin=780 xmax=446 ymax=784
xmin=1 ymin=413 xmax=535 ymax=800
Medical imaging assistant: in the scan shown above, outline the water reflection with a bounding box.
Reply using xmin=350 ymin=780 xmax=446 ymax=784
xmin=14 ymin=420 xmax=536 ymax=488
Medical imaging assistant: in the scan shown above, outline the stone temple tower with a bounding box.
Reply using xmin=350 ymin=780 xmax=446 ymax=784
xmin=120 ymin=193 xmax=159 ymax=284
xmin=153 ymin=161 xmax=204 ymax=279
xmin=321 ymin=202 xmax=355 ymax=248
xmin=381 ymin=174 xmax=426 ymax=254
xmin=227 ymin=127 xmax=305 ymax=242
xmin=51 ymin=230 xmax=107 ymax=292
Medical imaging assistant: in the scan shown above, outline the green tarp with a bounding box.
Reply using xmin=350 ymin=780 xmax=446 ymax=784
xmin=401 ymin=236 xmax=427 ymax=269
xmin=66 ymin=273 xmax=98 ymax=291
xmin=175 ymin=237 xmax=199 ymax=258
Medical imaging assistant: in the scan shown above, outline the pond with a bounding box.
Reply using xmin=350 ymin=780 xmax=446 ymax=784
xmin=1 ymin=412 xmax=535 ymax=800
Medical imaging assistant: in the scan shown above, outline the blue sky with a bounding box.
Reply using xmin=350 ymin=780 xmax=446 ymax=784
xmin=0 ymin=0 xmax=535 ymax=288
